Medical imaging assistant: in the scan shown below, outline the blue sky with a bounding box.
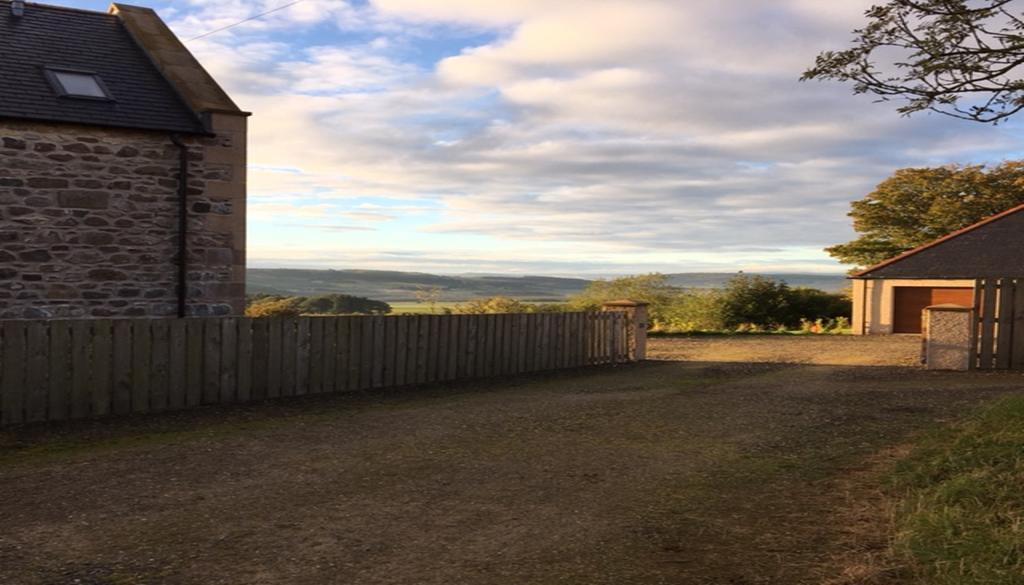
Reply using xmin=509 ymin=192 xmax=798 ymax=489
xmin=52 ymin=0 xmax=1024 ymax=276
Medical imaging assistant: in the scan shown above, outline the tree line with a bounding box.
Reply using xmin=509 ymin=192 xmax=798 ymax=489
xmin=566 ymin=273 xmax=850 ymax=333
xmin=246 ymin=293 xmax=391 ymax=317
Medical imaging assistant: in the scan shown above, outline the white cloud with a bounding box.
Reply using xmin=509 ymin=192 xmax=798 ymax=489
xmin=171 ymin=0 xmax=1018 ymax=274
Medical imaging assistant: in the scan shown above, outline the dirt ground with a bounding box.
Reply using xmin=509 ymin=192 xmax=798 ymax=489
xmin=1 ymin=335 xmax=1020 ymax=585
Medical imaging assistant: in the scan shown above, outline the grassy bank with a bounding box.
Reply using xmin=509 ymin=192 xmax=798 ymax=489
xmin=889 ymin=394 xmax=1024 ymax=584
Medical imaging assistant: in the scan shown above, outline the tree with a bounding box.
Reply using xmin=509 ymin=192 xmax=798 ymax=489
xmin=803 ymin=0 xmax=1024 ymax=123
xmin=246 ymin=293 xmax=391 ymax=316
xmin=827 ymin=161 xmax=1024 ymax=266
xmin=453 ymin=296 xmax=535 ymax=314
xmin=719 ymin=274 xmax=793 ymax=329
xmin=568 ymin=273 xmax=681 ymax=327
xmin=414 ymin=285 xmax=444 ymax=314
xmin=245 ymin=297 xmax=301 ymax=318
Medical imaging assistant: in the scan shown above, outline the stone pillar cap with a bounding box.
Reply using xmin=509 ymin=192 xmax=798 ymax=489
xmin=602 ymin=299 xmax=650 ymax=307
xmin=925 ymin=303 xmax=973 ymax=312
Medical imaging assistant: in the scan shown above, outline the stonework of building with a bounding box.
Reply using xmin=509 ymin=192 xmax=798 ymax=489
xmin=0 ymin=1 xmax=248 ymax=319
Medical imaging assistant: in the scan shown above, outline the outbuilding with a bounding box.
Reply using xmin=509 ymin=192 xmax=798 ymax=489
xmin=0 ymin=1 xmax=248 ymax=319
xmin=851 ymin=203 xmax=1024 ymax=335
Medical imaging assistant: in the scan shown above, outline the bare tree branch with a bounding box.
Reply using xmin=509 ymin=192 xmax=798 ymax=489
xmin=803 ymin=0 xmax=1024 ymax=123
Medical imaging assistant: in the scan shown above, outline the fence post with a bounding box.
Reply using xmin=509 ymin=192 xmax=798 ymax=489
xmin=601 ymin=300 xmax=649 ymax=362
xmin=923 ymin=304 xmax=974 ymax=371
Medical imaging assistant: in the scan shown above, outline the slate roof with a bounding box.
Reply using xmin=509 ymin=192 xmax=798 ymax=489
xmin=854 ymin=204 xmax=1024 ymax=279
xmin=0 ymin=1 xmax=206 ymax=134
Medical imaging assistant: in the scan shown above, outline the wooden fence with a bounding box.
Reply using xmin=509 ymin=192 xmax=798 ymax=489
xmin=972 ymin=278 xmax=1024 ymax=370
xmin=0 ymin=312 xmax=633 ymax=425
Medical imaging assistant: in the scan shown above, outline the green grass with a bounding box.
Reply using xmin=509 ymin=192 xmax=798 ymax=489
xmin=889 ymin=395 xmax=1024 ymax=585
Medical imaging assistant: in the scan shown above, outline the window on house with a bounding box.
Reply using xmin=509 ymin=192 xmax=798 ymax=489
xmin=44 ymin=68 xmax=113 ymax=100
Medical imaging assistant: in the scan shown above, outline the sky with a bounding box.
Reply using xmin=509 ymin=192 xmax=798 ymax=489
xmin=51 ymin=0 xmax=1024 ymax=276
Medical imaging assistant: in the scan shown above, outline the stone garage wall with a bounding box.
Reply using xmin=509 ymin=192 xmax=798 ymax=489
xmin=0 ymin=120 xmax=246 ymax=319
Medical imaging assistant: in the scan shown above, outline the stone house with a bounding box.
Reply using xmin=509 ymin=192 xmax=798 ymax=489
xmin=0 ymin=1 xmax=248 ymax=319
xmin=851 ymin=203 xmax=1024 ymax=335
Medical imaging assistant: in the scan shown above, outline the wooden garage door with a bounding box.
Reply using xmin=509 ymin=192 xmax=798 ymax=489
xmin=893 ymin=287 xmax=975 ymax=334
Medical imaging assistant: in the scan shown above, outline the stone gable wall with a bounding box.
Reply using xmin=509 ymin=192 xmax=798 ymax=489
xmin=0 ymin=120 xmax=246 ymax=319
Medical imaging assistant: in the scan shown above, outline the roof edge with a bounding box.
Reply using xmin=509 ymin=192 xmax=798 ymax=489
xmin=852 ymin=203 xmax=1024 ymax=278
xmin=0 ymin=113 xmax=213 ymax=136
xmin=109 ymin=3 xmax=246 ymax=117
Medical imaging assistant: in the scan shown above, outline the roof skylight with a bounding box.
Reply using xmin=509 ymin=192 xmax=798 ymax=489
xmin=44 ymin=68 xmax=113 ymax=101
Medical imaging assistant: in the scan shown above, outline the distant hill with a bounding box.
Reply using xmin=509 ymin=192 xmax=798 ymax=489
xmin=665 ymin=273 xmax=848 ymax=292
xmin=247 ymin=269 xmax=591 ymax=301
xmin=247 ymin=269 xmax=849 ymax=301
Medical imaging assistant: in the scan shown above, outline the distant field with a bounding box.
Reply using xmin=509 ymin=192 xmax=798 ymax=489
xmin=388 ymin=301 xmax=570 ymax=314
xmin=388 ymin=302 xmax=455 ymax=314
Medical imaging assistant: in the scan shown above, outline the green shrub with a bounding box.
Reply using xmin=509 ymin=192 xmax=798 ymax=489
xmin=660 ymin=290 xmax=727 ymax=332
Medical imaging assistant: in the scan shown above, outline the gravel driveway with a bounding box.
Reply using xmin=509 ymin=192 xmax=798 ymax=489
xmin=0 ymin=335 xmax=1018 ymax=585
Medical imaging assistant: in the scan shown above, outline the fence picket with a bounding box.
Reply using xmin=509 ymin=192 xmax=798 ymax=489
xmin=150 ymin=319 xmax=170 ymax=412
xmin=203 ymin=319 xmax=222 ymax=403
xmin=131 ymin=320 xmax=152 ymax=413
xmin=237 ymin=318 xmax=253 ymax=403
xmin=48 ymin=320 xmax=71 ymax=421
xmin=220 ymin=315 xmax=237 ymax=403
xmin=280 ymin=318 xmax=297 ymax=397
xmin=168 ymin=319 xmax=187 ymax=410
xmin=322 ymin=317 xmax=336 ymax=394
xmin=996 ymin=279 xmax=1016 ymax=369
xmin=25 ymin=322 xmax=48 ymax=422
xmin=112 ymin=320 xmax=133 ymax=414
xmin=92 ymin=320 xmax=113 ymax=416
xmin=70 ymin=321 xmax=91 ymax=419
xmin=335 ymin=318 xmax=350 ymax=392
xmin=1 ymin=322 xmax=27 ymax=424
xmin=1011 ymin=281 xmax=1024 ymax=369
xmin=347 ymin=317 xmax=362 ymax=391
xmin=251 ymin=318 xmax=269 ymax=401
xmin=309 ymin=318 xmax=324 ymax=394
xmin=184 ymin=319 xmax=203 ymax=407
xmin=372 ymin=316 xmax=386 ymax=389
xmin=383 ymin=317 xmax=397 ymax=387
xmin=295 ymin=318 xmax=311 ymax=396
xmin=979 ymin=279 xmax=998 ymax=369
xmin=267 ymin=318 xmax=282 ymax=398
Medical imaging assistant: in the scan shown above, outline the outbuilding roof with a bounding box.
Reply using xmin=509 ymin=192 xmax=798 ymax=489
xmin=0 ymin=1 xmax=206 ymax=134
xmin=854 ymin=203 xmax=1024 ymax=279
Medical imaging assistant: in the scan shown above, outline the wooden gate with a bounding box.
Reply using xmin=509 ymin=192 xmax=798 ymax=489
xmin=972 ymin=278 xmax=1024 ymax=370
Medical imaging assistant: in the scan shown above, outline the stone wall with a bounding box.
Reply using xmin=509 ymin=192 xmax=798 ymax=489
xmin=0 ymin=119 xmax=246 ymax=319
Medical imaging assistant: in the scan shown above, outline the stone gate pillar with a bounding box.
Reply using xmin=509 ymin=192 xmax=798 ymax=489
xmin=601 ymin=300 xmax=650 ymax=361
xmin=923 ymin=304 xmax=974 ymax=371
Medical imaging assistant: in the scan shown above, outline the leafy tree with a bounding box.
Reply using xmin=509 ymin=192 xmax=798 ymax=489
xmin=246 ymin=294 xmax=391 ymax=316
xmin=662 ymin=290 xmax=728 ymax=332
xmin=786 ymin=288 xmax=852 ymax=325
xmin=803 ymin=0 xmax=1024 ymax=123
xmin=453 ymin=296 xmax=534 ymax=314
xmin=245 ymin=297 xmax=301 ymax=318
xmin=568 ymin=273 xmax=680 ymax=326
xmin=414 ymin=285 xmax=444 ymax=314
xmin=827 ymin=162 xmax=1024 ymax=266
xmin=719 ymin=274 xmax=794 ymax=329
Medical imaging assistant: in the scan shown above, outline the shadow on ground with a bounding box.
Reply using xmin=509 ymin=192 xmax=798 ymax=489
xmin=1 ymin=336 xmax=1021 ymax=585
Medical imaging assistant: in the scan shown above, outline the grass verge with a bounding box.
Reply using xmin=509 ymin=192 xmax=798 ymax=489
xmin=889 ymin=394 xmax=1024 ymax=584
